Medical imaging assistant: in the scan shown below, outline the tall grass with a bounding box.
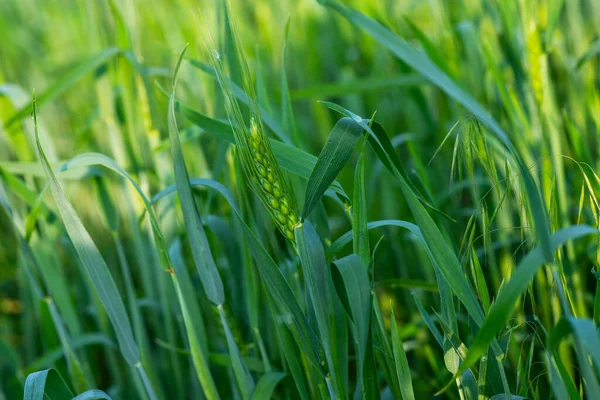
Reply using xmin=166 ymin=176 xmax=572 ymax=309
xmin=1 ymin=0 xmax=600 ymax=398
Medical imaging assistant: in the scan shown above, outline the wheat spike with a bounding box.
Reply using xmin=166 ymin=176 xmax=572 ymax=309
xmin=203 ymin=22 xmax=298 ymax=245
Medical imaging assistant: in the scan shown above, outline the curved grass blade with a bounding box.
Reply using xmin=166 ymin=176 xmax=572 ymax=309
xmin=34 ymin=151 xmax=322 ymax=387
xmin=324 ymin=110 xmax=453 ymax=222
xmin=302 ymin=117 xmax=364 ymax=219
xmin=0 ymin=161 xmax=97 ymax=179
xmin=32 ymin=96 xmax=157 ymax=400
xmin=24 ymin=369 xmax=73 ymax=400
xmin=33 ymin=98 xmax=140 ymax=367
xmin=326 ymin=219 xmax=420 ymax=262
xmin=548 ymin=326 xmax=579 ymax=399
xmin=39 ymin=152 xmax=170 ymax=269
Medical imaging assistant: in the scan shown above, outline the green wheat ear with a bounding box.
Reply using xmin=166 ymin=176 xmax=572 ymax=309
xmin=202 ymin=7 xmax=299 ymax=246
xmin=246 ymin=118 xmax=299 ymax=242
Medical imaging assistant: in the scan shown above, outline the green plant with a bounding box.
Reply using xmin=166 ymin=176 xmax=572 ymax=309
xmin=2 ymin=0 xmax=600 ymax=399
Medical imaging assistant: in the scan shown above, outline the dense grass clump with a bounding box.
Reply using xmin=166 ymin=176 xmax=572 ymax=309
xmin=1 ymin=0 xmax=600 ymax=399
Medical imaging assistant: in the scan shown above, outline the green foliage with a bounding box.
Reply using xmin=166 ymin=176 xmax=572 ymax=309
xmin=2 ymin=0 xmax=600 ymax=399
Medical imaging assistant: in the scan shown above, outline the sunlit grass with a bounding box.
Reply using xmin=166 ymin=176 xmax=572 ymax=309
xmin=2 ymin=0 xmax=600 ymax=398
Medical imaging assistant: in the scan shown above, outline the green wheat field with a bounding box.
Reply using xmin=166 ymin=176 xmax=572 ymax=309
xmin=2 ymin=0 xmax=600 ymax=399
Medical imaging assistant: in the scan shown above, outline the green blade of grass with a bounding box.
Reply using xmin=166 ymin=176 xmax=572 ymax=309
xmin=352 ymin=153 xmax=370 ymax=266
xmin=170 ymin=46 xmax=255 ymax=398
xmin=295 ymin=220 xmax=344 ymax=398
xmin=35 ymin=152 xmax=170 ymax=270
xmin=302 ymin=117 xmax=363 ymax=219
xmin=331 ymin=254 xmax=370 ymax=397
xmin=412 ymin=292 xmax=443 ymax=347
xmin=219 ymin=306 xmax=255 ymax=399
xmin=168 ymin=45 xmax=224 ymax=305
xmin=168 ymin=240 xmax=220 ymax=399
xmin=33 ymin=98 xmax=140 ymax=367
xmin=549 ymin=318 xmax=600 ymax=389
xmin=24 ymin=369 xmax=73 ymax=400
xmin=390 ymin=305 xmax=415 ymax=400
xmin=32 ymin=96 xmax=158 ymax=400
xmin=327 ymin=219 xmax=420 ymax=262
xmin=372 ymin=295 xmax=402 ymax=397
xmin=0 ymin=161 xmax=98 ymax=179
xmin=264 ymin=295 xmax=310 ymax=399
xmin=546 ymin=353 xmax=570 ymax=400
xmin=350 ymin=147 xmax=375 ymax=398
